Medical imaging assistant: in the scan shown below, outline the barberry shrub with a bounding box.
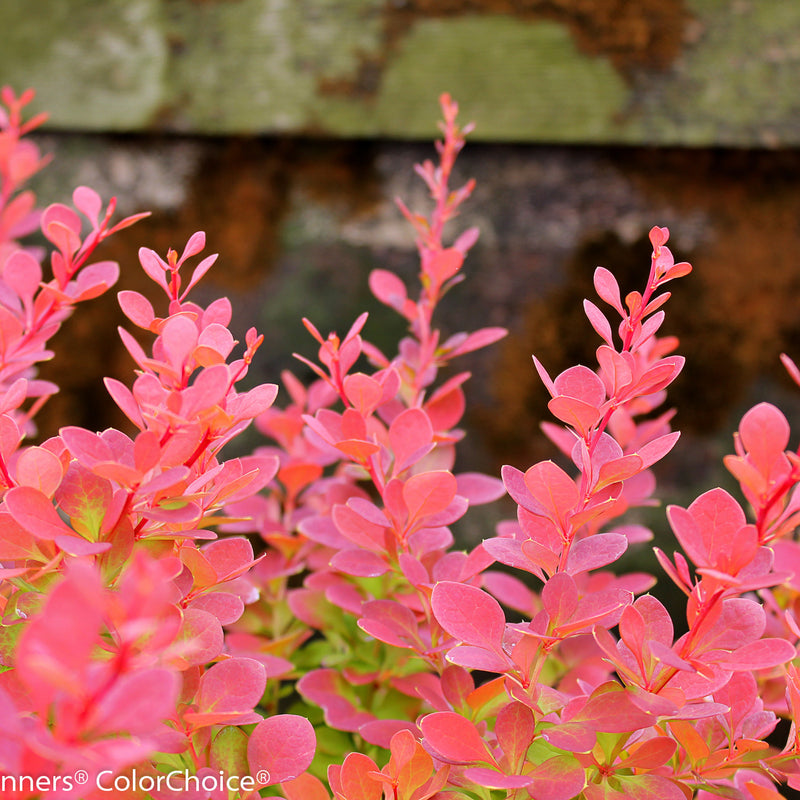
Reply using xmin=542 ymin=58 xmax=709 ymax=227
xmin=0 ymin=85 xmax=799 ymax=800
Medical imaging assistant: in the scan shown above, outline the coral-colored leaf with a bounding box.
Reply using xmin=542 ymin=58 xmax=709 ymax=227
xmin=594 ymin=267 xmax=623 ymax=314
xmin=358 ymin=600 xmax=422 ymax=650
xmin=461 ymin=768 xmax=533 ymax=789
xmin=118 ymin=289 xmax=156 ymax=329
xmin=189 ymin=591 xmax=245 ymax=625
xmin=104 ymin=377 xmax=145 ymax=429
xmin=338 ymin=752 xmax=382 ymax=800
xmin=74 ymin=260 xmax=119 ymax=300
xmin=369 ymin=268 xmax=410 ymax=315
xmin=636 ymin=432 xmax=680 ymax=469
xmin=584 ymin=300 xmax=614 ymax=345
xmin=524 ymin=460 xmax=579 ymax=529
xmin=14 ymin=446 xmax=63 ymax=496
xmin=73 ymin=185 xmax=102 ymax=225
xmin=566 ymin=533 xmax=628 ymax=575
xmin=330 ymin=548 xmax=389 ymax=577
xmin=419 ymin=712 xmax=497 ymax=765
xmin=4 ymin=485 xmax=76 ymax=540
xmin=572 ymin=684 xmax=658 ymax=733
xmin=389 ymin=407 xmax=434 ymax=474
xmin=739 ymin=402 xmax=790 ymax=473
xmin=622 ymin=737 xmax=677 ymax=770
xmin=196 ymin=657 xmax=266 ymax=715
xmin=248 ymin=714 xmax=316 ymax=785
xmin=446 ymin=326 xmax=507 ymax=357
xmin=432 ymin=581 xmax=505 ymax=652
xmin=455 ymin=471 xmax=505 ymax=504
xmin=4 ymin=250 xmax=41 ymax=302
xmin=541 ymin=571 xmax=578 ymax=626
xmin=719 ymin=638 xmax=796 ymax=671
xmin=495 ymin=701 xmax=535 ymax=770
xmin=282 ymin=773 xmax=331 ymax=800
xmin=526 ymin=755 xmax=587 ymax=800
xmin=343 ymin=372 xmax=384 ymax=417
xmin=175 ymin=607 xmax=224 ymax=667
xmin=87 ymin=668 xmax=179 ymax=736
xmin=446 ymin=645 xmax=512 ymax=673
xmin=403 ymin=470 xmax=457 ymax=523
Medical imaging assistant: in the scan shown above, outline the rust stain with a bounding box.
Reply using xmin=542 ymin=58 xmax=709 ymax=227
xmin=320 ymin=0 xmax=692 ymax=99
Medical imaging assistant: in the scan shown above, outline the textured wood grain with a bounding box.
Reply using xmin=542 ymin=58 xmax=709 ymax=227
xmin=1 ymin=0 xmax=798 ymax=144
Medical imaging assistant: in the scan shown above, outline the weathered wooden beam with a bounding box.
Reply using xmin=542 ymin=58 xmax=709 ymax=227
xmin=1 ymin=0 xmax=798 ymax=145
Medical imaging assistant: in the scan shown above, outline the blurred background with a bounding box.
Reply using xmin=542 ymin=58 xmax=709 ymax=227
xmin=3 ymin=0 xmax=800 ymax=548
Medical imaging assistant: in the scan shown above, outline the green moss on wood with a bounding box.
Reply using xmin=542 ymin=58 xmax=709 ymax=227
xmin=0 ymin=0 xmax=167 ymax=130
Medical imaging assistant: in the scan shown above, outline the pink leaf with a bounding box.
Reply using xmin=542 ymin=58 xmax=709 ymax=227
xmin=524 ymin=460 xmax=579 ymax=529
xmin=74 ymin=260 xmax=119 ymax=300
xmin=461 ymin=768 xmax=533 ymax=789
xmin=495 ymin=701 xmax=535 ymax=769
xmin=343 ymin=372 xmax=384 ymax=416
xmin=358 ymin=600 xmax=422 ymax=650
xmin=739 ymin=402 xmax=790 ymax=474
xmin=201 ymin=536 xmax=255 ymax=580
xmin=583 ymin=300 xmax=614 ymax=345
xmin=455 ymin=471 xmax=506 ymax=504
xmin=541 ymin=571 xmax=579 ymax=626
xmin=248 ymin=715 xmax=315 ymax=786
xmin=389 ymin=408 xmax=434 ymax=474
xmin=73 ymin=185 xmax=102 ymax=226
xmin=594 ymin=267 xmax=623 ymax=314
xmin=0 ymin=511 xmax=42 ymax=560
xmin=526 ymin=755 xmax=587 ymax=800
xmin=118 ymin=290 xmax=156 ymax=329
xmin=138 ymin=247 xmax=169 ymax=293
xmin=60 ymin=425 xmax=114 ymax=467
xmin=566 ymin=533 xmax=628 ymax=575
xmin=721 ymin=638 xmax=796 ymax=671
xmin=183 ymin=253 xmax=218 ymax=298
xmin=189 ymin=592 xmax=245 ymax=625
xmin=554 ymin=364 xmax=606 ymax=407
xmin=195 ymin=657 xmax=266 ymax=714
xmin=425 ymin=248 xmax=463 ymax=284
xmin=180 ymin=230 xmax=207 ymax=262
xmin=453 ymin=226 xmax=480 ymax=254
xmin=104 ymin=377 xmax=145 ymax=429
xmin=596 ymin=345 xmax=632 ymax=395
xmin=369 ymin=268 xmax=410 ymax=315
xmin=403 ymin=470 xmax=457 ymax=524
xmin=4 ymin=485 xmax=76 ymax=540
xmin=419 ymin=712 xmax=497 ymax=765
xmin=175 ymin=607 xmax=224 ymax=667
xmin=636 ymin=431 xmax=680 ymax=469
xmin=337 ymin=752 xmax=382 ymax=800
xmin=161 ymin=315 xmax=198 ymax=370
xmin=446 ymin=645 xmax=512 ymax=672
xmin=3 ymin=250 xmax=41 ymax=302
xmin=16 ymin=563 xmax=104 ymax=701
xmin=330 ymin=549 xmax=389 ymax=577
xmin=87 ymin=668 xmax=179 ymax=736
xmin=549 ymin=396 xmax=602 ymax=439
xmin=445 ymin=326 xmax=507 ymax=357
xmin=14 ymin=446 xmax=63 ymax=496
xmin=432 ymin=581 xmax=506 ymax=652
xmin=542 ymin=723 xmax=595 ymax=753
xmin=571 ymin=684 xmax=657 ymax=732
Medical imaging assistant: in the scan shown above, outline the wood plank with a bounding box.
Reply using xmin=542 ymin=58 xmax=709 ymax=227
xmin=1 ymin=0 xmax=798 ymax=144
